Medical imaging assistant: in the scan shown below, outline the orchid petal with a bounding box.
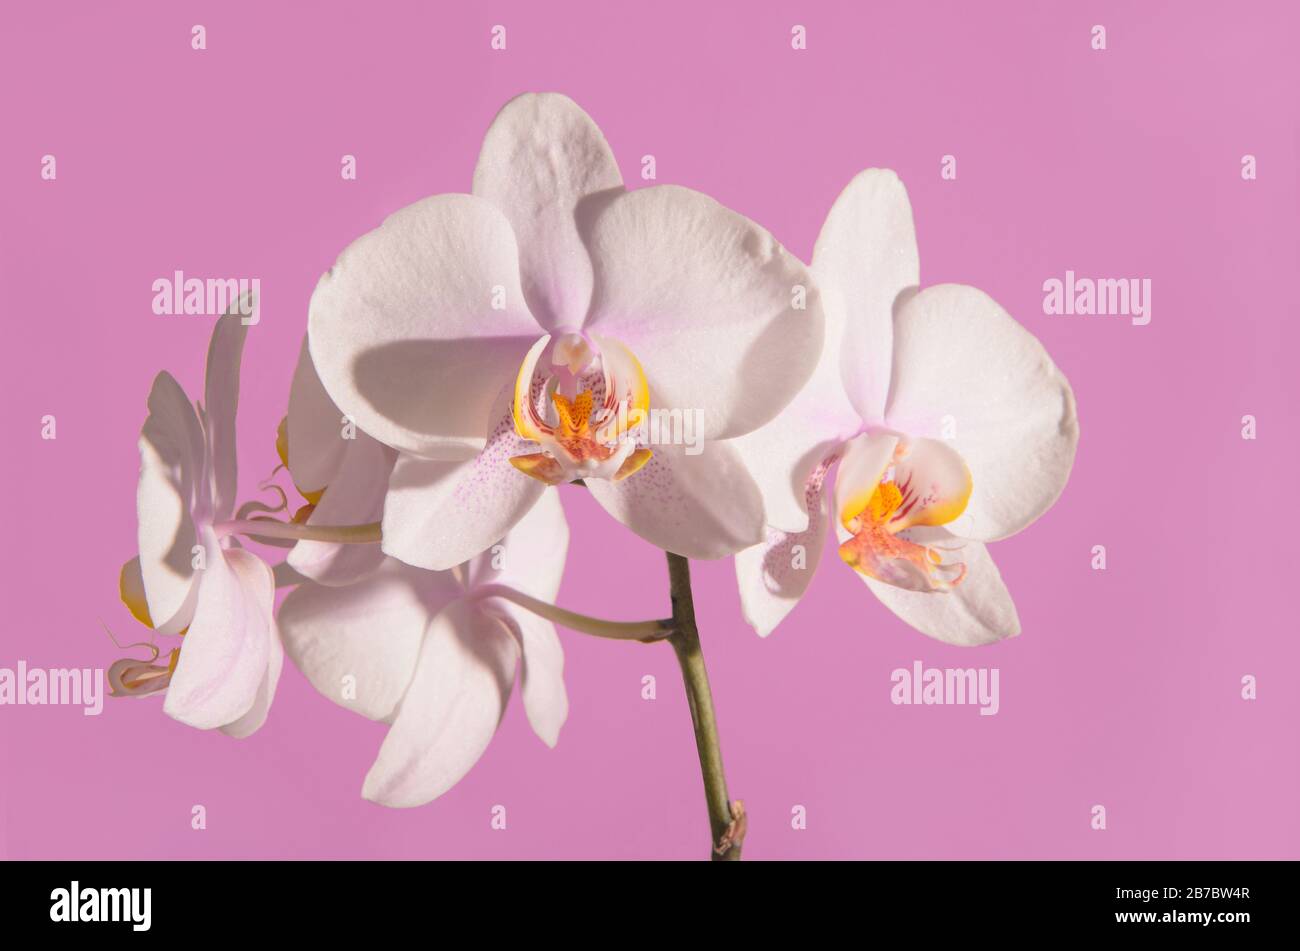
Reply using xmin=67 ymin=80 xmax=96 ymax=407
xmin=585 ymin=440 xmax=765 ymax=559
xmin=726 ymin=403 xmax=852 ymax=535
xmin=136 ymin=371 xmax=204 ymax=634
xmin=278 ymin=559 xmax=460 ymax=722
xmin=363 ymin=598 xmax=519 ymax=807
xmin=287 ymin=433 xmax=395 ymax=586
xmin=203 ymin=309 xmax=250 ymax=520
xmin=493 ymin=607 xmax=567 ymax=748
xmin=307 ymin=193 xmax=541 ymax=459
xmin=887 ymin=437 xmax=973 ymax=532
xmin=885 ymin=285 xmax=1078 ymax=541
xmin=812 ymin=169 xmax=919 ymax=422
xmin=285 ymin=336 xmax=348 ymax=496
xmin=162 ymin=542 xmax=274 ymax=730
xmin=465 ymin=487 xmax=568 ymax=599
xmin=511 ymin=335 xmax=552 ymax=442
xmin=472 ymin=92 xmax=623 ymax=331
xmin=735 ymin=458 xmax=834 ymax=637
xmin=583 ymin=185 xmax=824 ymax=441
xmin=856 ymin=527 xmax=1021 ymax=646
xmin=470 ymin=489 xmax=569 ymax=746
xmin=832 ymin=432 xmax=900 ymax=530
xmin=119 ymin=555 xmax=153 ymax=628
xmin=381 ymin=387 xmax=545 ymax=572
xmin=219 ymin=625 xmax=283 ymax=739
xmin=722 ymin=267 xmax=859 ymax=535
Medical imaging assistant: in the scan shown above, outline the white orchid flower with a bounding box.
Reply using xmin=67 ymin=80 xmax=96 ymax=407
xmin=307 ymin=92 xmax=824 ymax=568
xmin=733 ymin=170 xmax=1079 ymax=646
xmin=115 ymin=307 xmax=282 ymax=736
xmin=277 ymin=489 xmax=571 ymax=807
xmin=278 ymin=337 xmax=396 ymax=587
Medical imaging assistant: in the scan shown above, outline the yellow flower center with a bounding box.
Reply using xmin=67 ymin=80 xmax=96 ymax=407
xmin=510 ymin=334 xmax=654 ymax=485
xmin=838 ymin=476 xmax=968 ymax=592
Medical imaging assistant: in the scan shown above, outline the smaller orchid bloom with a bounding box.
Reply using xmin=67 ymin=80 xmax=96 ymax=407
xmin=307 ymin=92 xmax=823 ymax=569
xmin=733 ymin=170 xmax=1078 ymax=646
xmin=277 ymin=489 xmax=570 ymax=807
xmin=117 ymin=305 xmax=281 ymax=736
xmin=277 ymin=337 xmax=396 ymax=587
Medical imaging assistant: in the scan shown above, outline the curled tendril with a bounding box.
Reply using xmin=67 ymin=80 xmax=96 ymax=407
xmin=234 ymin=483 xmax=290 ymax=521
xmin=100 ymin=618 xmax=158 ymax=657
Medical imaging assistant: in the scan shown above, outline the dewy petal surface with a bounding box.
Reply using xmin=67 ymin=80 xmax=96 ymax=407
xmin=856 ymin=527 xmax=1021 ymax=647
xmin=382 ymin=386 xmax=545 ymax=571
xmin=472 ymin=92 xmax=623 ymax=330
xmin=885 ymin=284 xmax=1078 ymax=542
xmin=583 ymin=185 xmax=824 ymax=441
xmin=308 ymin=193 xmax=540 ymax=459
xmin=136 ymin=371 xmax=205 ymax=634
xmin=278 ymin=559 xmax=461 ymax=723
xmin=363 ymin=598 xmax=519 ymax=808
xmin=812 ymin=168 xmax=919 ymax=422
xmin=162 ymin=541 xmax=275 ymax=730
xmin=585 ymin=440 xmax=765 ymax=559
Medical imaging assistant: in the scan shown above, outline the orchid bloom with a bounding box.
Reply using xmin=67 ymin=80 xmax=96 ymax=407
xmin=307 ymin=92 xmax=824 ymax=569
xmin=116 ymin=307 xmax=282 ymax=735
xmin=278 ymin=337 xmax=396 ymax=587
xmin=276 ymin=489 xmax=570 ymax=807
xmin=733 ymin=170 xmax=1078 ymax=646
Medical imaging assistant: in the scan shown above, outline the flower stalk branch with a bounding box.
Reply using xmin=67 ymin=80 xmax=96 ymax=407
xmin=214 ymin=518 xmax=383 ymax=545
xmin=665 ymin=552 xmax=744 ymax=861
xmin=475 ymin=584 xmax=674 ymax=643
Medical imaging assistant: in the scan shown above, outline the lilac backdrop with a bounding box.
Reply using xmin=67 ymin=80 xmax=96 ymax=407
xmin=2 ymin=0 xmax=1296 ymax=860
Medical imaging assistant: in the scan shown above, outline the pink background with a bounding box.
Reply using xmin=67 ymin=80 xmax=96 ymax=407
xmin=2 ymin=0 xmax=1296 ymax=860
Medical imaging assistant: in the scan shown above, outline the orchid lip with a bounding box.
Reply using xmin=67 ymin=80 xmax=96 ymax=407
xmin=835 ymin=435 xmax=973 ymax=593
xmin=106 ymin=643 xmax=180 ymax=698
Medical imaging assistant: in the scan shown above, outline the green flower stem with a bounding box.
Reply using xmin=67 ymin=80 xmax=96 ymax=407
xmin=215 ymin=518 xmax=382 ymax=544
xmin=665 ymin=552 xmax=743 ymax=861
xmin=476 ymin=584 xmax=674 ymax=643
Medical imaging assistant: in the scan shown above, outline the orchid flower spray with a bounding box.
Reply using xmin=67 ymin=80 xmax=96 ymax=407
xmin=112 ymin=98 xmax=1077 ymax=862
